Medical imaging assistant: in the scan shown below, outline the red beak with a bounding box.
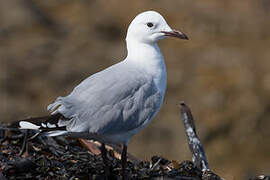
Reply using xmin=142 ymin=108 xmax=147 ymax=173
xmin=161 ymin=30 xmax=189 ymax=40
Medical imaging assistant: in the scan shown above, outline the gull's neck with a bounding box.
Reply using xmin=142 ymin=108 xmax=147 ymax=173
xmin=125 ymin=39 xmax=167 ymax=94
xmin=125 ymin=40 xmax=165 ymax=70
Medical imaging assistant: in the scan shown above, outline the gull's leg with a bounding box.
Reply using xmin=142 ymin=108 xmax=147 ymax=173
xmin=100 ymin=143 xmax=109 ymax=179
xmin=19 ymin=130 xmax=29 ymax=156
xmin=121 ymin=144 xmax=127 ymax=179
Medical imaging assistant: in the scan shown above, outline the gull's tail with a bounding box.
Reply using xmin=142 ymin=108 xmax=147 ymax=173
xmin=11 ymin=113 xmax=69 ymax=137
xmin=6 ymin=114 xmax=116 ymax=145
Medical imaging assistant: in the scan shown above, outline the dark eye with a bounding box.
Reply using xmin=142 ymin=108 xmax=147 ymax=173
xmin=147 ymin=22 xmax=154 ymax=28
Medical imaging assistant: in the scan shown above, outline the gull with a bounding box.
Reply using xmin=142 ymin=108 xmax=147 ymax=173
xmin=18 ymin=10 xmax=188 ymax=178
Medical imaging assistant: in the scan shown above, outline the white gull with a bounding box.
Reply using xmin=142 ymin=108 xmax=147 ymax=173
xmin=19 ymin=10 xmax=188 ymax=177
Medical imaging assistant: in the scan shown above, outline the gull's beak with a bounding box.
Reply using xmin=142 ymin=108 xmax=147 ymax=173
xmin=161 ymin=29 xmax=189 ymax=40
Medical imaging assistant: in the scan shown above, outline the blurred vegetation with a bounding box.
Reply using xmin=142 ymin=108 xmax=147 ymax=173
xmin=1 ymin=0 xmax=270 ymax=179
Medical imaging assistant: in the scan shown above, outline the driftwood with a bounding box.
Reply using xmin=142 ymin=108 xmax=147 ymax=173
xmin=179 ymin=102 xmax=223 ymax=180
xmin=179 ymin=102 xmax=209 ymax=171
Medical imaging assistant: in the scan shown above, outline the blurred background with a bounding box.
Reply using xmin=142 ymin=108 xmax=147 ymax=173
xmin=1 ymin=0 xmax=270 ymax=179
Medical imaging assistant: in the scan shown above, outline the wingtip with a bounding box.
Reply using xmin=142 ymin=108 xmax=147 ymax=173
xmin=19 ymin=121 xmax=41 ymax=130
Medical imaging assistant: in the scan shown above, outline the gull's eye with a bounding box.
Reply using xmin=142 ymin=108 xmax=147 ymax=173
xmin=147 ymin=22 xmax=154 ymax=28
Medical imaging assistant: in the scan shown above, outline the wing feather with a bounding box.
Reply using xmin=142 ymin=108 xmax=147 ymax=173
xmin=48 ymin=62 xmax=163 ymax=137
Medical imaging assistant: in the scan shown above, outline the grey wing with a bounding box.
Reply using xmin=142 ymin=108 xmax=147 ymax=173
xmin=94 ymin=78 xmax=162 ymax=135
xmin=48 ymin=62 xmax=163 ymax=135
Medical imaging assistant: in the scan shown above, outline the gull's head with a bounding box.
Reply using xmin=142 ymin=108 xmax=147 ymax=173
xmin=126 ymin=11 xmax=188 ymax=44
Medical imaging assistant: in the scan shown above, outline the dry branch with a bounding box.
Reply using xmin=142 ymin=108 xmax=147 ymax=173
xmin=179 ymin=102 xmax=223 ymax=180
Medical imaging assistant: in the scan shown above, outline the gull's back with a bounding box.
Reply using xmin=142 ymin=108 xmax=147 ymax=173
xmin=48 ymin=60 xmax=163 ymax=144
